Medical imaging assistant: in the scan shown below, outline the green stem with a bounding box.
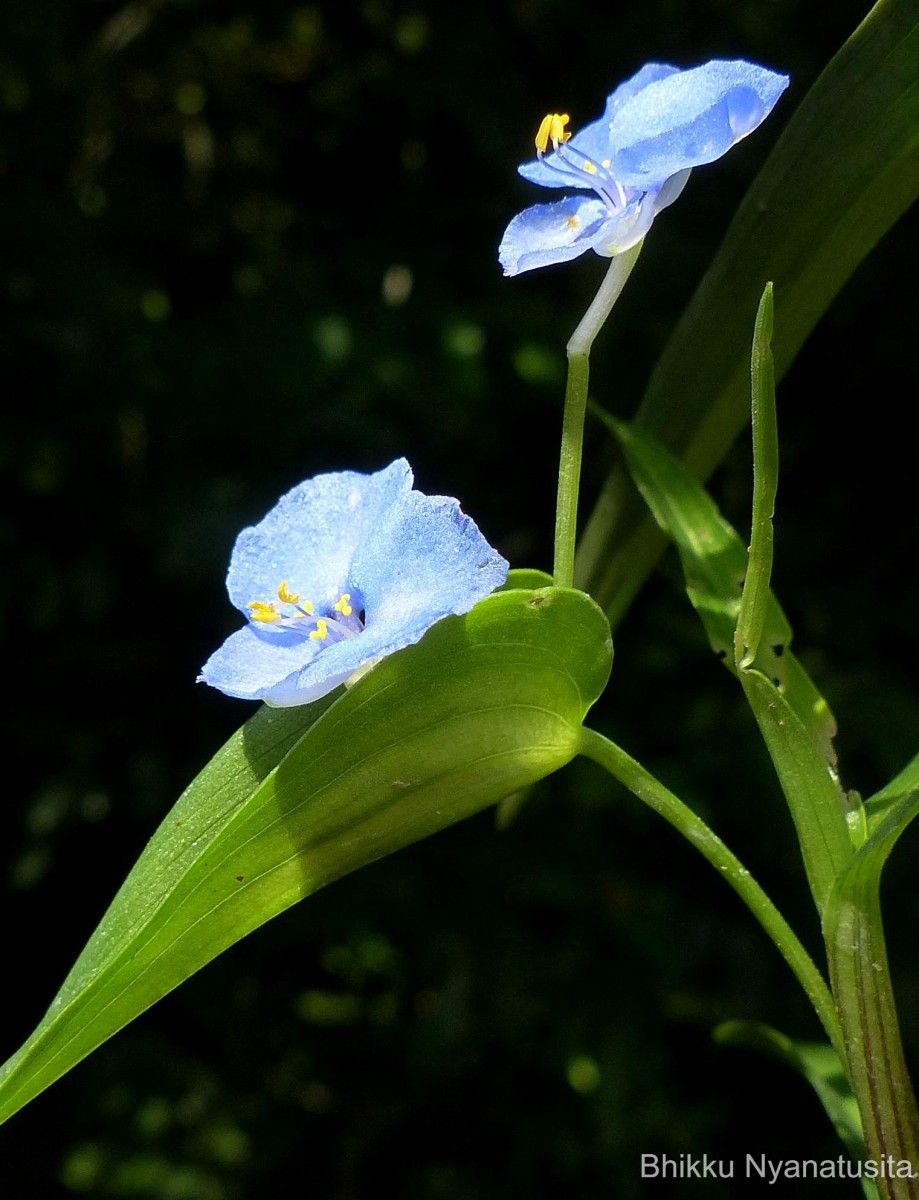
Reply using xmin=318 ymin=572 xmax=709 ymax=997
xmin=827 ymin=864 xmax=919 ymax=1196
xmin=578 ymin=725 xmax=844 ymax=1060
xmin=553 ymin=242 xmax=643 ymax=588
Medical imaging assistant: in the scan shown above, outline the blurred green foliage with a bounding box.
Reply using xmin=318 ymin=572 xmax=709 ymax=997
xmin=2 ymin=0 xmax=917 ymax=1196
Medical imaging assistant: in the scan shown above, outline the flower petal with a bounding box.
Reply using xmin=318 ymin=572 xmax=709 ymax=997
xmin=226 ymin=459 xmax=413 ymax=615
xmin=255 ymin=489 xmax=508 ymax=707
xmin=602 ymin=61 xmax=681 ymax=121
xmin=198 ymin=623 xmax=325 ymax=700
xmin=653 ymin=167 xmax=692 ymax=213
xmin=607 ymin=60 xmax=789 ymax=187
xmin=515 ymin=64 xmax=681 ymax=191
xmin=202 ymin=463 xmax=509 ymax=707
xmin=353 ymin=490 xmax=509 ymax=628
xmin=499 ymin=195 xmax=611 ymax=276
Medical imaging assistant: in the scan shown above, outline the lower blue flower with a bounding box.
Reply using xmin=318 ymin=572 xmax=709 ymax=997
xmin=199 ymin=459 xmax=509 ymax=706
xmin=499 ymin=59 xmax=789 ymax=276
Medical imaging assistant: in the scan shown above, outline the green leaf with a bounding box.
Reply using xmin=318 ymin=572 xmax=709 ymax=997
xmin=593 ymin=409 xmax=805 ymax=726
xmin=597 ymin=410 xmax=853 ymax=914
xmin=824 ymin=774 xmax=919 ymax=1175
xmin=714 ymin=1020 xmax=879 ymax=1199
xmin=0 ymin=586 xmax=612 ymax=1125
xmin=734 ymin=285 xmax=778 ymax=671
xmin=864 ymin=749 xmax=919 ymax=840
xmin=578 ymin=0 xmax=919 ymax=618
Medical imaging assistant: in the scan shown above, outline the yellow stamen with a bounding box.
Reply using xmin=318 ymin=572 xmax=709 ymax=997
xmin=535 ymin=112 xmax=571 ymax=154
xmin=310 ymin=619 xmax=329 ymax=641
xmin=602 ymin=159 xmax=611 ymax=169
xmin=249 ymin=600 xmax=281 ymax=623
xmin=566 ymin=215 xmax=581 ymax=230
xmin=277 ymin=581 xmax=300 ymax=604
xmin=299 ymin=599 xmax=315 ymax=615
xmin=333 ymin=593 xmax=353 ymax=617
xmin=582 ymin=160 xmax=597 ymax=175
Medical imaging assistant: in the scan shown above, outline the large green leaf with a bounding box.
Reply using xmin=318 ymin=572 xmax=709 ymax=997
xmin=0 ymin=585 xmax=612 ymax=1125
xmin=578 ymin=0 xmax=919 ymax=619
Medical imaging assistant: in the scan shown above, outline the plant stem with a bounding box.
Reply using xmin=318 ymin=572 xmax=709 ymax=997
xmin=827 ymin=865 xmax=919 ymax=1197
xmin=553 ymin=242 xmax=643 ymax=588
xmin=578 ymin=725 xmax=844 ymax=1060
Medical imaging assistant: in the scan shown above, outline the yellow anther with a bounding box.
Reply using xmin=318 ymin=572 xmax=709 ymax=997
xmin=602 ymin=159 xmax=612 ymax=169
xmin=277 ymin=581 xmax=301 ymax=604
xmin=249 ymin=600 xmax=281 ymax=623
xmin=310 ymin=619 xmax=329 ymax=641
xmin=333 ymin=593 xmax=353 ymax=617
xmin=566 ymin=215 xmax=581 ymax=230
xmin=582 ymin=160 xmax=597 ymax=175
xmin=535 ymin=112 xmax=571 ymax=154
xmin=300 ymin=599 xmax=315 ymax=615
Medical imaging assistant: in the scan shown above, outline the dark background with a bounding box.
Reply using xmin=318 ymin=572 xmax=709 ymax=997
xmin=2 ymin=1 xmax=918 ymax=1196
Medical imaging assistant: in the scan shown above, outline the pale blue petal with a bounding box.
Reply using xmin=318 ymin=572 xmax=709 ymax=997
xmin=226 ymin=459 xmax=413 ymax=616
xmin=198 ymin=623 xmax=324 ymax=700
xmin=608 ymin=60 xmax=789 ymax=187
xmin=266 ymin=507 xmax=506 ymax=708
xmin=515 ymin=64 xmax=684 ymax=191
xmin=202 ymin=464 xmax=509 ymax=707
xmin=353 ymin=490 xmax=508 ymax=626
xmin=654 ymin=167 xmax=692 ymax=213
xmin=499 ymin=196 xmax=610 ymax=276
xmin=602 ymin=62 xmax=681 ymax=121
xmin=241 ymin=491 xmax=506 ymax=707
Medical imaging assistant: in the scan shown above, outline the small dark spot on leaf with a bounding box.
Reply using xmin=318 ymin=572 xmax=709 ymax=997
xmin=772 ymin=678 xmax=781 ymax=688
xmin=236 ymin=874 xmax=245 ymax=882
xmin=772 ymin=643 xmax=785 ymax=657
xmin=717 ymin=648 xmax=728 ymax=660
xmin=527 ymin=595 xmax=549 ymax=608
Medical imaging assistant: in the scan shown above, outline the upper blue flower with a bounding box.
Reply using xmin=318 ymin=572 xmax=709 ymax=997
xmin=199 ymin=459 xmax=509 ymax=706
xmin=499 ymin=60 xmax=789 ymax=276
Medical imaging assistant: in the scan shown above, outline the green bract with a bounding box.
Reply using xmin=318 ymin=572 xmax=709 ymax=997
xmin=0 ymin=583 xmax=612 ymax=1125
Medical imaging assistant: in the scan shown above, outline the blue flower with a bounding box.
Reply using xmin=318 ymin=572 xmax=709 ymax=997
xmin=499 ymin=60 xmax=789 ymax=276
xmin=199 ymin=459 xmax=509 ymax=706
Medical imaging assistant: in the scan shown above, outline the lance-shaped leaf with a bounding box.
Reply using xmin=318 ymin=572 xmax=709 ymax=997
xmin=0 ymin=584 xmax=612 ymax=1126
xmin=864 ymin=749 xmax=919 ymax=841
xmin=597 ymin=407 xmax=853 ymax=914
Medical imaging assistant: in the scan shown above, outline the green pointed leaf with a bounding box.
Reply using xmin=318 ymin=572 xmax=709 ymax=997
xmin=734 ymin=285 xmax=778 ymax=670
xmin=579 ymin=0 xmax=919 ymax=618
xmin=598 ymin=410 xmax=853 ymax=913
xmin=864 ymin=749 xmax=919 ymax=840
xmin=0 ymin=585 xmax=612 ymax=1125
xmin=714 ymin=1020 xmax=879 ymax=1198
xmin=594 ymin=408 xmax=818 ymax=737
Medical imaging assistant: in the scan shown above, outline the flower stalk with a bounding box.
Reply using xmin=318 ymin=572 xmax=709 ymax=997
xmin=553 ymin=241 xmax=643 ymax=587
